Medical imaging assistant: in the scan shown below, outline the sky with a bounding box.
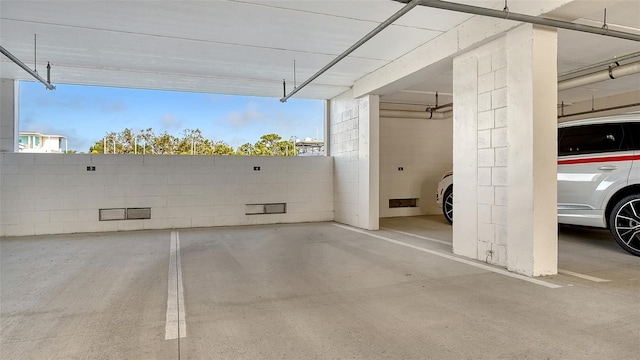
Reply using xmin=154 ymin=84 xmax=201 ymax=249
xmin=19 ymin=81 xmax=324 ymax=152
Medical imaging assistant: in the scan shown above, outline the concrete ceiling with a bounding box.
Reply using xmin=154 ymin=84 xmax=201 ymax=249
xmin=1 ymin=0 xmax=638 ymax=105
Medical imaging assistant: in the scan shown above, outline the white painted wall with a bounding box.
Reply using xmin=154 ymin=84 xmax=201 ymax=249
xmin=0 ymin=154 xmax=333 ymax=236
xmin=0 ymin=79 xmax=19 ymax=153
xmin=506 ymin=25 xmax=558 ymax=276
xmin=379 ymin=104 xmax=453 ymax=218
xmin=329 ymin=90 xmax=379 ymax=230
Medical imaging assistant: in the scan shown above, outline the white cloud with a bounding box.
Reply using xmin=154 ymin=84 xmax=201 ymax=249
xmin=100 ymin=101 xmax=127 ymax=113
xmin=160 ymin=113 xmax=184 ymax=130
xmin=223 ymin=103 xmax=265 ymax=127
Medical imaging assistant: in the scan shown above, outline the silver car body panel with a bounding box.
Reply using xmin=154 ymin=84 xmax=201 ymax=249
xmin=557 ymin=114 xmax=639 ymax=228
xmin=557 ymin=151 xmax=633 ymax=228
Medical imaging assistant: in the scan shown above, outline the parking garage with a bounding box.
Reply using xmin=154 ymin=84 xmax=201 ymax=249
xmin=1 ymin=0 xmax=639 ymax=359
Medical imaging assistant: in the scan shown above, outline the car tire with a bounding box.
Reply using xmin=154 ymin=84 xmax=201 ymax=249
xmin=443 ymin=187 xmax=453 ymax=224
xmin=608 ymin=194 xmax=640 ymax=256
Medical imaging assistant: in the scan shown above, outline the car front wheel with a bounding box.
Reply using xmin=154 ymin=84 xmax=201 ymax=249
xmin=443 ymin=187 xmax=453 ymax=224
xmin=609 ymin=194 xmax=640 ymax=256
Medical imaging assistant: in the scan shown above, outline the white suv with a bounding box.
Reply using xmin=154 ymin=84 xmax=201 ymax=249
xmin=436 ymin=113 xmax=640 ymax=256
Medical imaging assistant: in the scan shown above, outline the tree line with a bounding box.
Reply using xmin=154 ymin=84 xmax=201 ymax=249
xmin=89 ymin=128 xmax=298 ymax=156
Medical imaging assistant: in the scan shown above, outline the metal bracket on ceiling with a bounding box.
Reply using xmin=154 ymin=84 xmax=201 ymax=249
xmin=424 ymin=91 xmax=455 ymax=119
xmin=608 ymin=61 xmax=619 ymax=79
xmin=282 ymin=79 xmax=286 ymax=100
xmin=602 ymin=8 xmax=608 ymax=30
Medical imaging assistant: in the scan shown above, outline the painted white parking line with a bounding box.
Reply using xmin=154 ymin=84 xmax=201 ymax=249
xmin=334 ymin=224 xmax=562 ymax=289
xmin=165 ymin=230 xmax=186 ymax=340
xmin=559 ymin=269 xmax=610 ymax=283
xmin=380 ymin=227 xmax=451 ymax=246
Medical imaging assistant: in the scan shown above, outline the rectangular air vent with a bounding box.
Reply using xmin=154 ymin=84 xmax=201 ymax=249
xmin=99 ymin=207 xmax=151 ymax=221
xmin=389 ymin=198 xmax=418 ymax=208
xmin=99 ymin=208 xmax=126 ymax=221
xmin=245 ymin=203 xmax=286 ymax=215
xmin=126 ymin=208 xmax=151 ymax=220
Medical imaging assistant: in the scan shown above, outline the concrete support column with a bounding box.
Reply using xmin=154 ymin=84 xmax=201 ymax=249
xmin=324 ymin=100 xmax=331 ymax=156
xmin=0 ymin=79 xmax=19 ymax=153
xmin=452 ymin=24 xmax=558 ymax=276
xmin=330 ymin=90 xmax=379 ymax=230
xmin=358 ymin=95 xmax=380 ymax=230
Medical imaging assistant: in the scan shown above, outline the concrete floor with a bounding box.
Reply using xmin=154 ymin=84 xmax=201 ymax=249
xmin=1 ymin=216 xmax=638 ymax=359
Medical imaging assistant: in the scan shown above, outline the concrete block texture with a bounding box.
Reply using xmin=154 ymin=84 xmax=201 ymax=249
xmin=478 ymin=149 xmax=495 ymax=167
xmin=491 ymin=87 xmax=508 ymax=109
xmin=478 ymin=72 xmax=495 ymax=94
xmin=0 ymin=153 xmax=334 ymax=236
xmin=330 ymin=90 xmax=381 ymax=230
xmin=478 ymin=92 xmax=492 ymax=112
xmin=491 ymin=127 xmax=508 ymax=148
xmin=477 ymin=186 xmax=495 ymax=205
xmin=477 ymin=110 xmax=495 ymax=130
xmin=495 ymin=107 xmax=508 ymax=127
xmin=454 ymin=25 xmax=558 ymax=276
xmin=477 ymin=130 xmax=491 ymax=149
xmin=477 ymin=167 xmax=492 ymax=186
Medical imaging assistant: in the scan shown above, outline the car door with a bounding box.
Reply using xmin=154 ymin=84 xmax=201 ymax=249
xmin=629 ymin=122 xmax=640 ymax=185
xmin=557 ymin=122 xmax=633 ymax=227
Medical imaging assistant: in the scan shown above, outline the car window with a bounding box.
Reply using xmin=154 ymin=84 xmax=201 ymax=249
xmin=558 ymin=123 xmax=627 ymax=156
xmin=629 ymin=123 xmax=640 ymax=151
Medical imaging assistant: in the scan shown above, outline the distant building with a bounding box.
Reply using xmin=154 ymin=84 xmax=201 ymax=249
xmin=295 ymin=138 xmax=324 ymax=156
xmin=19 ymin=132 xmax=67 ymax=153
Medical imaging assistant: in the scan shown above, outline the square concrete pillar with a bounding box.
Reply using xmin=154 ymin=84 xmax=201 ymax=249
xmin=1 ymin=79 xmax=19 ymax=153
xmin=358 ymin=95 xmax=380 ymax=230
xmin=453 ymin=24 xmax=558 ymax=276
xmin=329 ymin=91 xmax=379 ymax=230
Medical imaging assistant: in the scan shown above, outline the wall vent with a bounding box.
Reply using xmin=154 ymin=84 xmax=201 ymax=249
xmin=389 ymin=198 xmax=418 ymax=208
xmin=99 ymin=208 xmax=126 ymax=221
xmin=99 ymin=207 xmax=151 ymax=221
xmin=126 ymin=208 xmax=151 ymax=220
xmin=245 ymin=203 xmax=286 ymax=215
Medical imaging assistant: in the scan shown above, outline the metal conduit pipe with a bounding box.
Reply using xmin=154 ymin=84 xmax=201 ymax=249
xmin=0 ymin=45 xmax=55 ymax=90
xmin=282 ymin=0 xmax=639 ymax=102
xmin=559 ymin=51 xmax=640 ymax=78
xmin=396 ymin=0 xmax=640 ymax=42
xmin=380 ymin=109 xmax=452 ymax=119
xmin=558 ymin=102 xmax=640 ymax=119
xmin=279 ymin=0 xmax=421 ymax=102
xmin=558 ymin=60 xmax=640 ymax=91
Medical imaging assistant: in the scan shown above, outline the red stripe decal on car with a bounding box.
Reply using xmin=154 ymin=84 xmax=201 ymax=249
xmin=558 ymin=154 xmax=640 ymax=165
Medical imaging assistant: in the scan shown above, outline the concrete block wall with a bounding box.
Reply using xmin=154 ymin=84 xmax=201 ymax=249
xmin=329 ymin=90 xmax=379 ymax=230
xmin=454 ymin=24 xmax=558 ymax=276
xmin=0 ymin=153 xmax=333 ymax=237
xmin=454 ymin=36 xmax=510 ymax=267
xmin=330 ymin=90 xmax=361 ymax=227
xmin=1 ymin=79 xmax=18 ymax=153
xmin=379 ymin=104 xmax=453 ymax=217
xmin=476 ymin=42 xmax=509 ymax=266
